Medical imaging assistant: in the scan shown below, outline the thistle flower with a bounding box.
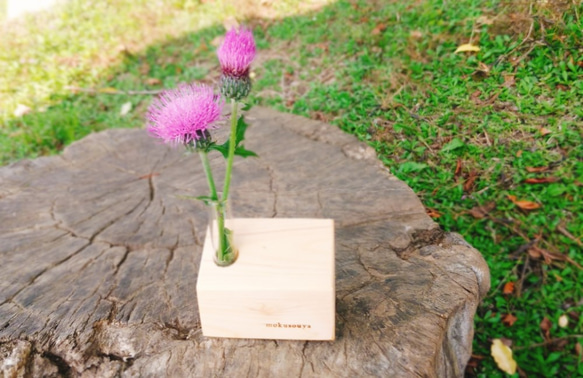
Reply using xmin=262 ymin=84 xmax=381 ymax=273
xmin=217 ymin=27 xmax=256 ymax=78
xmin=147 ymin=83 xmax=224 ymax=147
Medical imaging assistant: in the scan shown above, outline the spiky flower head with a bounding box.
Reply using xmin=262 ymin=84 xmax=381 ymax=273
xmin=147 ymin=83 xmax=224 ymax=147
xmin=217 ymin=27 xmax=256 ymax=78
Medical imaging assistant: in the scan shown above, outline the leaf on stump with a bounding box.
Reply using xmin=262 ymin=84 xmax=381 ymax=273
xmin=469 ymin=202 xmax=496 ymax=219
xmin=491 ymin=339 xmax=517 ymax=375
xmin=507 ymin=195 xmax=542 ymax=210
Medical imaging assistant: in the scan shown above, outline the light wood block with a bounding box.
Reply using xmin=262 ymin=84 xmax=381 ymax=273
xmin=196 ymin=218 xmax=335 ymax=340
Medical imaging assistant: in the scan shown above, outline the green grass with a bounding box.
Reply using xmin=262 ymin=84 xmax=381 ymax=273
xmin=1 ymin=0 xmax=582 ymax=376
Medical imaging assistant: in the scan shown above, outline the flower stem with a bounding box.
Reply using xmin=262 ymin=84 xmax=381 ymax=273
xmin=222 ymin=99 xmax=238 ymax=202
xmin=198 ymin=151 xmax=218 ymax=201
xmin=198 ymin=151 xmax=226 ymax=261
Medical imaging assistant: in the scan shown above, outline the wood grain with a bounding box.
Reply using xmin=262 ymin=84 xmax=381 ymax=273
xmin=0 ymin=107 xmax=490 ymax=377
xmin=197 ymin=218 xmax=335 ymax=340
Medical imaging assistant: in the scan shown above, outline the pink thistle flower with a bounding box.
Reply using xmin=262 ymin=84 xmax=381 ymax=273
xmin=217 ymin=27 xmax=256 ymax=78
xmin=147 ymin=83 xmax=224 ymax=146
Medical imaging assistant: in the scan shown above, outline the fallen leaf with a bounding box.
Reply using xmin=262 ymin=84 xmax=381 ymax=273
xmin=503 ymin=75 xmax=516 ymax=87
xmin=526 ymin=166 xmax=548 ymax=173
xmin=120 ymin=102 xmax=132 ymax=116
xmin=469 ymin=202 xmax=496 ymax=219
xmin=516 ymin=150 xmax=523 ymax=157
xmin=470 ymin=90 xmax=482 ymax=102
xmin=502 ymin=313 xmax=518 ymax=327
xmin=556 ymin=84 xmax=569 ymax=91
xmin=491 ymin=339 xmax=517 ymax=375
xmin=410 ymin=30 xmax=423 ymax=39
xmin=528 ymin=247 xmax=542 ymax=259
xmin=540 ymin=317 xmax=552 ymax=341
xmin=477 ymin=62 xmax=490 ymax=74
xmin=529 ymin=245 xmax=574 ymax=266
xmin=576 ymin=343 xmax=582 ymax=361
xmin=371 ymin=23 xmax=387 ymax=35
xmin=426 ymin=208 xmax=441 ymax=218
xmin=539 ymin=127 xmax=552 ymax=136
xmin=523 ymin=177 xmax=559 ymax=184
xmin=463 ymin=170 xmax=479 ymax=192
xmin=476 ymin=15 xmax=494 ymax=25
xmin=503 ymin=281 xmax=515 ymax=295
xmin=454 ymin=159 xmax=462 ymax=178
xmin=146 ymin=78 xmax=162 ymax=86
xmin=455 ymin=43 xmax=481 ymax=53
xmin=13 ymin=104 xmax=31 ymax=117
xmin=507 ymin=195 xmax=542 ymax=210
xmin=558 ymin=314 xmax=569 ymax=328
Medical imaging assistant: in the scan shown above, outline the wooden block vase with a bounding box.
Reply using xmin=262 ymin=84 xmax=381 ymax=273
xmin=196 ymin=218 xmax=335 ymax=340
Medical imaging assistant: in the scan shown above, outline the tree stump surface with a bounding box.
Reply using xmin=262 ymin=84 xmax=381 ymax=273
xmin=0 ymin=107 xmax=490 ymax=377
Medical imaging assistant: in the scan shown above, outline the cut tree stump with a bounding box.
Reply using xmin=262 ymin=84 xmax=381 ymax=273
xmin=0 ymin=107 xmax=490 ymax=377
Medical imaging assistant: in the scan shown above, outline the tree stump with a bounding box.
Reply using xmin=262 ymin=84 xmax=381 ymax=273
xmin=0 ymin=107 xmax=490 ymax=377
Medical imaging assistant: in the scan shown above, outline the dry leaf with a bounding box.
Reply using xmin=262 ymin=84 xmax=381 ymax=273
xmin=476 ymin=15 xmax=494 ymax=25
xmin=426 ymin=208 xmax=441 ymax=218
xmin=556 ymin=84 xmax=569 ymax=91
xmin=410 ymin=30 xmax=423 ymax=39
xmin=503 ymin=75 xmax=516 ymax=87
xmin=477 ymin=62 xmax=490 ymax=74
xmin=540 ymin=317 xmax=552 ymax=341
xmin=502 ymin=313 xmax=518 ymax=327
xmin=491 ymin=339 xmax=517 ymax=375
xmin=469 ymin=202 xmax=496 ymax=219
xmin=454 ymin=159 xmax=462 ymax=178
xmin=507 ymin=195 xmax=542 ymax=210
xmin=371 ymin=23 xmax=387 ymax=35
xmin=576 ymin=343 xmax=582 ymax=360
xmin=455 ymin=43 xmax=481 ymax=53
xmin=464 ymin=170 xmax=479 ymax=192
xmin=503 ymin=281 xmax=515 ymax=295
xmin=516 ymin=150 xmax=523 ymax=157
xmin=526 ymin=166 xmax=548 ymax=173
xmin=558 ymin=314 xmax=569 ymax=328
xmin=524 ymin=177 xmax=559 ymax=184
xmin=539 ymin=127 xmax=552 ymax=136
xmin=120 ymin=102 xmax=132 ymax=116
xmin=146 ymin=78 xmax=162 ymax=86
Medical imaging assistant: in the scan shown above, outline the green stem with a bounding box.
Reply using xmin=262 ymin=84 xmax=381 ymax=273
xmin=198 ymin=150 xmax=226 ymax=262
xmin=222 ymin=99 xmax=238 ymax=203
xmin=198 ymin=151 xmax=218 ymax=201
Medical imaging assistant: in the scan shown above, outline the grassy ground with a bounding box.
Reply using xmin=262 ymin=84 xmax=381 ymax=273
xmin=1 ymin=0 xmax=582 ymax=376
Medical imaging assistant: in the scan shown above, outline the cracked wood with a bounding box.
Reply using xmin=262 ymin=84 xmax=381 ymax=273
xmin=0 ymin=107 xmax=490 ymax=377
